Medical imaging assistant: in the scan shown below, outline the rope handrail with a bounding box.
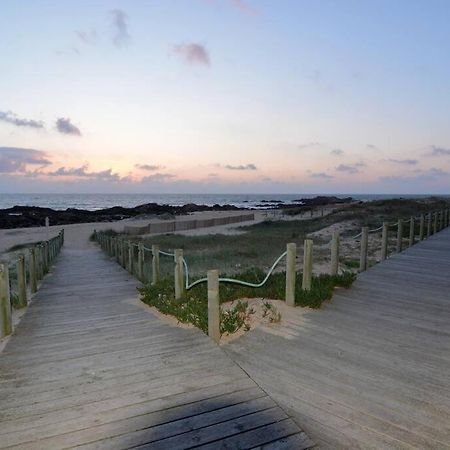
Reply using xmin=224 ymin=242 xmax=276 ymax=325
xmin=351 ymin=224 xmax=384 ymax=239
xmin=159 ymin=250 xmax=175 ymax=257
xmin=182 ymin=250 xmax=288 ymax=290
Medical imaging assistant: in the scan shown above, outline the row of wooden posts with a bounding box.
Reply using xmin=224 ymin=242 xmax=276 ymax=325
xmin=0 ymin=230 xmax=64 ymax=339
xmin=95 ymin=209 xmax=448 ymax=343
xmin=357 ymin=209 xmax=449 ymax=272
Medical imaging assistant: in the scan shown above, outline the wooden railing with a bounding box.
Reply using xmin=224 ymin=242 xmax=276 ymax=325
xmin=0 ymin=230 xmax=64 ymax=339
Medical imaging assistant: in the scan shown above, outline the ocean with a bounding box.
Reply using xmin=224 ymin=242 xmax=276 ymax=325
xmin=0 ymin=193 xmax=446 ymax=211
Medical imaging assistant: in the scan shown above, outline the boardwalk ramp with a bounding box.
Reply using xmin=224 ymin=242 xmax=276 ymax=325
xmin=0 ymin=246 xmax=312 ymax=449
xmin=225 ymin=228 xmax=450 ymax=449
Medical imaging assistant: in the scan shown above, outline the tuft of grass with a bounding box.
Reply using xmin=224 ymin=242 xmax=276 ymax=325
xmin=139 ymin=269 xmax=355 ymax=336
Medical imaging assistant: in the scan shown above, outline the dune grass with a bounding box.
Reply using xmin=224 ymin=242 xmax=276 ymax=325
xmin=139 ymin=269 xmax=355 ymax=335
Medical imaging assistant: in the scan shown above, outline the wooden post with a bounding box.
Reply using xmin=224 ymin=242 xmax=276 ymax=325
xmin=302 ymin=239 xmax=313 ymax=291
xmin=433 ymin=212 xmax=438 ymax=234
xmin=0 ymin=262 xmax=12 ymax=338
xmin=138 ymin=243 xmax=144 ymax=281
xmin=17 ymin=255 xmax=27 ymax=308
xmin=359 ymin=227 xmax=369 ymax=272
xmin=174 ymin=249 xmax=184 ymax=300
xmin=381 ymin=222 xmax=388 ymax=261
xmin=207 ymin=269 xmax=220 ymax=344
xmin=121 ymin=240 xmax=127 ymax=268
xmin=427 ymin=212 xmax=432 ymax=237
xmin=408 ymin=217 xmax=415 ymax=247
xmin=152 ymin=245 xmax=160 ymax=285
xmin=128 ymin=243 xmax=133 ymax=274
xmin=441 ymin=210 xmax=445 ymax=230
xmin=30 ymin=247 xmax=37 ymax=293
xmin=396 ymin=219 xmax=403 ymax=252
xmin=419 ymin=214 xmax=425 ymax=241
xmin=330 ymin=231 xmax=340 ymax=275
xmin=285 ymin=243 xmax=296 ymax=306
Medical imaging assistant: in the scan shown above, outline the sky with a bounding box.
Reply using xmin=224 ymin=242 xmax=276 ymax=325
xmin=1 ymin=0 xmax=450 ymax=194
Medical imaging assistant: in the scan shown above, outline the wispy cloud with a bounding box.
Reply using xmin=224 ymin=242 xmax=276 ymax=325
xmin=426 ymin=145 xmax=450 ymax=157
xmin=380 ymin=167 xmax=449 ymax=183
xmin=47 ymin=164 xmax=125 ymax=182
xmin=336 ymin=163 xmax=364 ymax=174
xmin=110 ymin=9 xmax=130 ymax=47
xmin=224 ymin=163 xmax=257 ymax=170
xmin=76 ymin=29 xmax=97 ymax=45
xmin=230 ymin=0 xmax=257 ymax=15
xmin=135 ymin=164 xmax=163 ymax=171
xmin=330 ymin=149 xmax=344 ymax=156
xmin=0 ymin=147 xmax=51 ymax=173
xmin=56 ymin=117 xmax=82 ymax=136
xmin=310 ymin=172 xmax=334 ymax=179
xmin=387 ymin=158 xmax=418 ymax=165
xmin=298 ymin=142 xmax=322 ymax=150
xmin=141 ymin=173 xmax=176 ymax=183
xmin=173 ymin=43 xmax=210 ymax=66
xmin=0 ymin=111 xmax=44 ymax=129
xmin=366 ymin=144 xmax=378 ymax=150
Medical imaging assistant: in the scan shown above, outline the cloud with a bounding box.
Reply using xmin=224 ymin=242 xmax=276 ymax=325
xmin=330 ymin=149 xmax=344 ymax=156
xmin=366 ymin=144 xmax=378 ymax=150
xmin=76 ymin=29 xmax=97 ymax=45
xmin=0 ymin=147 xmax=51 ymax=173
xmin=336 ymin=163 xmax=363 ymax=174
xmin=135 ymin=164 xmax=163 ymax=171
xmin=224 ymin=163 xmax=257 ymax=171
xmin=0 ymin=110 xmax=44 ymax=129
xmin=310 ymin=172 xmax=334 ymax=179
xmin=387 ymin=158 xmax=418 ymax=165
xmin=56 ymin=117 xmax=82 ymax=136
xmin=230 ymin=0 xmax=257 ymax=15
xmin=426 ymin=145 xmax=450 ymax=157
xmin=141 ymin=173 xmax=176 ymax=183
xmin=173 ymin=43 xmax=210 ymax=66
xmin=380 ymin=168 xmax=449 ymax=183
xmin=110 ymin=9 xmax=130 ymax=47
xmin=298 ymin=142 xmax=321 ymax=150
xmin=47 ymin=164 xmax=125 ymax=182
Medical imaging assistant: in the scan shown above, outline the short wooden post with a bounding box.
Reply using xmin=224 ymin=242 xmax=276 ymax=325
xmin=381 ymin=222 xmax=388 ymax=261
xmin=174 ymin=249 xmax=184 ymax=300
xmin=285 ymin=243 xmax=296 ymax=306
xmin=17 ymin=255 xmax=27 ymax=308
xmin=419 ymin=214 xmax=425 ymax=241
xmin=396 ymin=219 xmax=403 ymax=252
xmin=433 ymin=212 xmax=438 ymax=234
xmin=0 ymin=262 xmax=12 ymax=338
xmin=440 ymin=210 xmax=445 ymax=230
xmin=121 ymin=240 xmax=127 ymax=268
xmin=427 ymin=213 xmax=432 ymax=237
xmin=128 ymin=243 xmax=133 ymax=274
xmin=30 ymin=247 xmax=37 ymax=293
xmin=207 ymin=269 xmax=220 ymax=344
xmin=330 ymin=231 xmax=340 ymax=275
xmin=408 ymin=217 xmax=415 ymax=247
xmin=302 ymin=239 xmax=313 ymax=291
xmin=359 ymin=227 xmax=369 ymax=272
xmin=152 ymin=245 xmax=160 ymax=285
xmin=138 ymin=243 xmax=144 ymax=281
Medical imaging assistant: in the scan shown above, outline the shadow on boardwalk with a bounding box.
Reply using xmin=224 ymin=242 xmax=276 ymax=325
xmin=225 ymin=228 xmax=450 ymax=449
xmin=0 ymin=245 xmax=312 ymax=449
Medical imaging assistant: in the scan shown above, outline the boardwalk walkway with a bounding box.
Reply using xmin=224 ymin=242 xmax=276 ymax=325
xmin=0 ymin=244 xmax=311 ymax=449
xmin=226 ymin=228 xmax=450 ymax=449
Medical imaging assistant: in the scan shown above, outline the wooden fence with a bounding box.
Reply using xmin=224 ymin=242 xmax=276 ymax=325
xmin=0 ymin=230 xmax=64 ymax=339
xmin=95 ymin=208 xmax=449 ymax=343
xmin=123 ymin=213 xmax=255 ymax=235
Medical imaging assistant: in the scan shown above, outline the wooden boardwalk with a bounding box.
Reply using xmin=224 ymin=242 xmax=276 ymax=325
xmin=226 ymin=228 xmax=450 ymax=449
xmin=0 ymin=245 xmax=312 ymax=449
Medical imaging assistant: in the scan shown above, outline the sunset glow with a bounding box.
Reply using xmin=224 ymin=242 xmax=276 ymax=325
xmin=1 ymin=0 xmax=450 ymax=194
